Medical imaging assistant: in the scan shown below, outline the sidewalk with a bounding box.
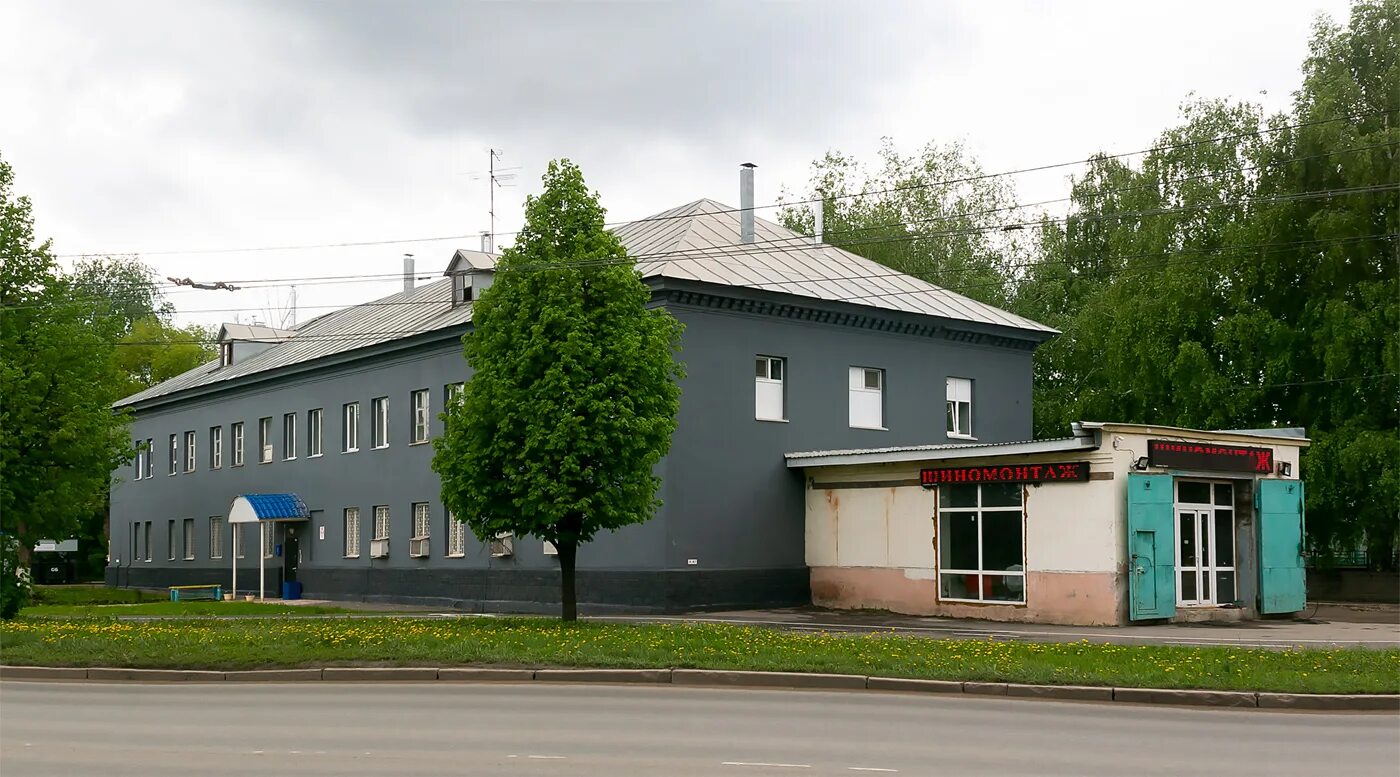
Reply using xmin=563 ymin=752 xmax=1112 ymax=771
xmin=600 ymin=604 xmax=1400 ymax=649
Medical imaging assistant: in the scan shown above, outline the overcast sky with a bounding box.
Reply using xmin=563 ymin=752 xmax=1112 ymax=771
xmin=1 ymin=0 xmax=1352 ymax=331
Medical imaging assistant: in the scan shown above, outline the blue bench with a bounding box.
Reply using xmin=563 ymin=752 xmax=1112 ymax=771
xmin=169 ymin=585 xmax=223 ymax=602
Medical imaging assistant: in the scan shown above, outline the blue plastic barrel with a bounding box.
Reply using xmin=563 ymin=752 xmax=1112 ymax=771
xmin=281 ymin=580 xmax=302 ymax=600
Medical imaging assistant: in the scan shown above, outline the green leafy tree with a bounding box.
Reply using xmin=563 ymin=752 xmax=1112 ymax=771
xmin=0 ymin=152 xmax=132 ymax=597
xmin=432 ymin=160 xmax=685 ymax=620
xmin=777 ymin=139 xmax=1027 ymax=307
xmin=114 ymin=315 xmax=217 ymax=399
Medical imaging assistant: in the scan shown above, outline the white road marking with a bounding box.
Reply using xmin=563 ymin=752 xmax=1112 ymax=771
xmin=848 ymin=768 xmax=898 ymax=773
xmin=527 ymin=755 xmax=567 ymax=759
xmin=722 ymin=762 xmax=812 ymax=769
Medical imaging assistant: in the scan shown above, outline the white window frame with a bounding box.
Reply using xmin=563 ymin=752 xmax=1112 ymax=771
xmin=209 ymin=516 xmax=224 ymax=559
xmin=183 ymin=517 xmax=195 ymax=560
xmin=236 ymin=524 xmax=246 ymax=559
xmin=937 ymin=483 xmax=1026 ymax=604
xmin=144 ymin=438 xmax=153 ymax=478
xmin=848 ymin=366 xmax=886 ymax=430
xmin=410 ymin=389 xmax=430 ymax=444
xmin=446 ymin=511 xmax=466 ymax=558
xmin=947 ymin=377 xmax=974 ymax=439
xmin=755 ymin=355 xmax=786 ymax=422
xmin=144 ymin=521 xmax=152 ymax=562
xmin=183 ymin=430 xmax=196 ymax=473
xmin=371 ymin=396 xmax=389 ymax=449
xmin=167 ymin=520 xmax=176 ymax=561
xmin=343 ymin=507 xmax=361 ymax=558
xmin=343 ymin=402 xmax=360 ymax=453
xmin=210 ymin=426 xmax=222 ymax=470
xmin=445 ymin=382 xmax=465 ymax=408
xmin=282 ymin=412 xmax=297 ymax=460
xmin=308 ymin=408 xmax=323 ymax=457
xmin=134 ymin=441 xmax=144 ymax=480
xmin=410 ymin=502 xmax=431 ymax=557
xmin=262 ymin=522 xmax=275 ymax=559
xmin=231 ymin=423 xmax=244 ymax=467
xmin=168 ymin=434 xmax=178 ymax=475
xmin=258 ymin=417 xmax=273 ymax=463
xmin=372 ymin=506 xmax=390 ymax=541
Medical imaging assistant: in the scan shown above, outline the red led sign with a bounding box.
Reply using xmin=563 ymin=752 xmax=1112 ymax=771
xmin=920 ymin=462 xmax=1089 ymax=488
xmin=1147 ymin=440 xmax=1273 ymax=474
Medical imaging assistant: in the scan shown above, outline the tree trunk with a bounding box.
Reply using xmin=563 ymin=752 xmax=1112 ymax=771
xmin=558 ymin=537 xmax=578 ymax=622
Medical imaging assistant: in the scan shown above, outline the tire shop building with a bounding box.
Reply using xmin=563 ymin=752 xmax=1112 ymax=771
xmin=787 ymin=422 xmax=1309 ymax=625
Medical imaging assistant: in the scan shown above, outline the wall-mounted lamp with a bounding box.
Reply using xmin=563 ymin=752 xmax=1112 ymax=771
xmin=1133 ymin=457 xmax=1149 ymax=471
xmin=1277 ymin=461 xmax=1292 ymax=477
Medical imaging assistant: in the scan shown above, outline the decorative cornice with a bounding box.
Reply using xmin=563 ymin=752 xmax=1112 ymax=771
xmin=658 ymin=289 xmax=1041 ymax=351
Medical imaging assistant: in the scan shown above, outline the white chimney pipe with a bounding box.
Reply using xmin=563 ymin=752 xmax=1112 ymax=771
xmin=739 ymin=162 xmax=756 ymax=244
xmin=813 ymin=200 xmax=823 ymax=245
xmin=403 ymin=253 xmax=415 ymax=293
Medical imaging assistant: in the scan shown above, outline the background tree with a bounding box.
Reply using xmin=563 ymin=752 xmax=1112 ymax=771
xmin=433 ymin=159 xmax=685 ymax=620
xmin=777 ymin=139 xmax=1027 ymax=308
xmin=0 ymin=152 xmax=132 ymax=589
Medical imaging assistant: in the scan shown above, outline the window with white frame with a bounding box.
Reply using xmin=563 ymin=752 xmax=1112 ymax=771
xmin=210 ymin=516 xmax=224 ymax=559
xmin=446 ymin=511 xmax=466 ymax=557
xmin=308 ymin=408 xmax=323 ymax=457
xmin=411 ymin=389 xmax=430 ymax=443
xmin=183 ymin=518 xmax=195 ymax=560
xmin=373 ymin=506 xmax=390 ymax=540
xmin=210 ymin=426 xmax=222 ymax=469
xmin=282 ymin=413 xmax=297 ymax=460
xmin=231 ymin=423 xmax=244 ymax=466
xmin=343 ymin=507 xmax=361 ymax=557
xmin=134 ymin=440 xmax=144 ymax=480
xmin=131 ymin=522 xmax=140 ymax=563
xmin=754 ymin=356 xmax=786 ymax=421
xmin=410 ymin=502 xmax=430 ymax=557
xmin=343 ymin=402 xmax=360 ymax=452
xmin=947 ymin=377 xmax=973 ymax=438
xmin=938 ymin=483 xmax=1025 ymax=603
xmin=258 ymin=417 xmax=273 ymax=463
xmin=167 ymin=520 xmax=176 ymax=560
xmin=445 ymin=382 xmax=465 ymax=407
xmin=144 ymin=522 xmax=152 ymax=561
xmin=144 ymin=438 xmax=153 ymax=478
xmin=371 ymin=396 xmax=389 ymax=448
xmin=168 ymin=434 xmax=178 ymax=475
xmin=236 ymin=524 xmax=246 ymax=559
xmin=183 ymin=430 xmax=196 ymax=472
xmin=848 ymin=366 xmax=885 ymax=429
xmin=262 ymin=523 xmax=275 ymax=559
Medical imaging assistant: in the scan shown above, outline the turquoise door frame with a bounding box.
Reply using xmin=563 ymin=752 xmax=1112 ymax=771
xmin=1127 ymin=473 xmax=1176 ymax=620
xmin=1257 ymin=479 xmax=1306 ymax=613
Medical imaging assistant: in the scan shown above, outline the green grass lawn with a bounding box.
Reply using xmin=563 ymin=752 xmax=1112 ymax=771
xmin=31 ymin=585 xmax=166 ymax=606
xmin=20 ymin=601 xmax=355 ymax=617
xmin=2 ymin=616 xmax=1395 ymax=694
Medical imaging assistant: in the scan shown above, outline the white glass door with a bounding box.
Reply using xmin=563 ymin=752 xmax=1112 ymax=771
xmin=1175 ymin=481 xmax=1237 ymax=606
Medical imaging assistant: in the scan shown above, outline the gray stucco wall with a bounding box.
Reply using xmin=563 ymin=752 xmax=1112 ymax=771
xmin=108 ymin=293 xmax=1037 ymax=610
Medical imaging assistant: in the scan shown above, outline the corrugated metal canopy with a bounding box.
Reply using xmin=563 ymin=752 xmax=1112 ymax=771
xmin=228 ymin=493 xmax=309 ymax=523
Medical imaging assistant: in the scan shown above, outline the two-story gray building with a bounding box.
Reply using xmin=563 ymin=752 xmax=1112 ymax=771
xmin=108 ymin=172 xmax=1054 ymax=612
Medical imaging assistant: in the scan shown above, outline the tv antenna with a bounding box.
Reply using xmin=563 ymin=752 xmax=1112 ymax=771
xmin=481 ymin=148 xmax=517 ymax=253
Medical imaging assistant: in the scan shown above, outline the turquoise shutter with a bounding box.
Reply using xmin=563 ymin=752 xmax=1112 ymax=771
xmin=1127 ymin=473 xmax=1176 ymax=620
xmin=1257 ymin=480 xmax=1306 ymax=613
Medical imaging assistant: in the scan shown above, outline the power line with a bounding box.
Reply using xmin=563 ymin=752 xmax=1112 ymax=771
xmin=50 ymin=107 xmax=1396 ymax=260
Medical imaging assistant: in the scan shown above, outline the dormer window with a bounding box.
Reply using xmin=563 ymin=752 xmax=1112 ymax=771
xmin=444 ymin=248 xmax=497 ymax=308
xmin=220 ymin=342 xmax=234 ymax=367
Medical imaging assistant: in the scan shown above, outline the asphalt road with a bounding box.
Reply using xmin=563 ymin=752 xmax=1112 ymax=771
xmin=2 ymin=682 xmax=1396 ymax=777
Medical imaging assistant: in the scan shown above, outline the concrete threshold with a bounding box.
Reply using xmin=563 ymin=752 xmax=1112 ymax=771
xmin=2 ymin=665 xmax=1395 ymax=713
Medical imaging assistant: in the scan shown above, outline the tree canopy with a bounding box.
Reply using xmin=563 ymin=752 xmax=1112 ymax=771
xmin=0 ymin=152 xmax=133 ymax=577
xmin=432 ymin=159 xmax=685 ymax=620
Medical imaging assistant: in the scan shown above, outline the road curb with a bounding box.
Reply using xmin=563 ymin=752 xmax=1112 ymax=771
xmin=2 ymin=665 xmax=1395 ymax=711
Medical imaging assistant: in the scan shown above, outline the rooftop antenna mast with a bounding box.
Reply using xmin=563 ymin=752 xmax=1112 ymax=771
xmin=486 ymin=148 xmax=517 ymax=254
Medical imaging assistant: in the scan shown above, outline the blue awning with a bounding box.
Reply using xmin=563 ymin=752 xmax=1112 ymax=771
xmin=228 ymin=493 xmax=310 ymax=523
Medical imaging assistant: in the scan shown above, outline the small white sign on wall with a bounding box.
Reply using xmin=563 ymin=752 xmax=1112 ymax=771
xmin=318 ymin=525 xmax=325 ymax=541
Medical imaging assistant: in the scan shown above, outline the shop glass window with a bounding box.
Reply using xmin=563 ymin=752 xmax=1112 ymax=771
xmin=755 ymin=356 xmax=786 ymax=421
xmin=938 ymin=483 xmax=1025 ymax=603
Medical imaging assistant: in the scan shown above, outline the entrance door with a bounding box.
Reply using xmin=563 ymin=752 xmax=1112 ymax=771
xmin=283 ymin=526 xmax=300 ymax=584
xmin=1175 ymin=481 xmax=1237 ymax=606
xmin=1127 ymin=473 xmax=1176 ymax=620
xmin=1258 ymin=480 xmax=1305 ymax=613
